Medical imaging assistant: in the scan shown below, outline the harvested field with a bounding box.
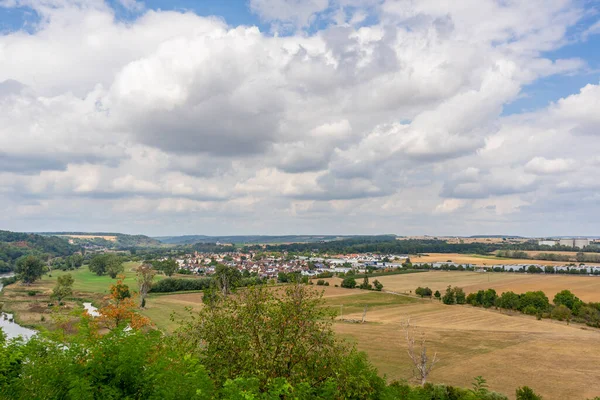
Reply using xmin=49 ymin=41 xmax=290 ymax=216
xmin=373 ymin=271 xmax=600 ymax=302
xmin=325 ymin=287 xmax=600 ymax=399
xmin=411 ymin=253 xmax=600 ymax=266
xmin=59 ymin=234 xmax=117 ymax=241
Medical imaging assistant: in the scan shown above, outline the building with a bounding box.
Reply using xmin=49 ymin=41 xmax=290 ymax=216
xmin=538 ymin=240 xmax=557 ymax=246
xmin=557 ymin=238 xmax=590 ymax=249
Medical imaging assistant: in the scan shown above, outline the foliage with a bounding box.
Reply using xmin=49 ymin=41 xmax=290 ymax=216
xmin=359 ymin=276 xmax=372 ymax=290
xmin=516 ymin=386 xmax=543 ymax=400
xmin=88 ymin=253 xmax=124 ymax=278
xmin=213 ymin=264 xmax=242 ymax=296
xmin=154 ymin=258 xmax=178 ymax=276
xmin=52 ymin=273 xmax=74 ymax=301
xmin=0 ymin=329 xmax=214 ymax=399
xmin=96 ymin=277 xmax=150 ymax=330
xmin=553 ymin=290 xmax=583 ymax=314
xmin=341 ymin=276 xmax=357 ymax=289
xmin=415 ymin=287 xmax=433 ymax=297
xmin=15 ymin=255 xmax=44 ymax=284
xmin=373 ymin=279 xmax=383 ymax=291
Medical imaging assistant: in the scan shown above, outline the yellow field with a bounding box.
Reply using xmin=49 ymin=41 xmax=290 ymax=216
xmin=411 ymin=253 xmax=600 ymax=266
xmin=58 ymin=234 xmax=117 ymax=241
xmin=321 ymin=286 xmax=600 ymax=399
xmin=364 ymin=271 xmax=600 ymax=302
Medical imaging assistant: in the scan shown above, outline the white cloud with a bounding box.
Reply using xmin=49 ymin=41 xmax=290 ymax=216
xmin=0 ymin=0 xmax=598 ymax=235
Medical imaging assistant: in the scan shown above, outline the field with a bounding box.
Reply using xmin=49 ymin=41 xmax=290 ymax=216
xmin=57 ymin=234 xmax=117 ymax=241
xmin=411 ymin=252 xmax=600 ymax=266
xmin=316 ymin=284 xmax=600 ymax=399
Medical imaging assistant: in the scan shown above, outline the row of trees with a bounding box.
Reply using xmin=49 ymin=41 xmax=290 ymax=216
xmin=447 ymin=286 xmax=600 ymax=327
xmin=341 ymin=276 xmax=384 ymax=291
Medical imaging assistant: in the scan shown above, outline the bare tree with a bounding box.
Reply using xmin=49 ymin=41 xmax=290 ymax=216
xmin=136 ymin=264 xmax=156 ymax=308
xmin=401 ymin=318 xmax=439 ymax=386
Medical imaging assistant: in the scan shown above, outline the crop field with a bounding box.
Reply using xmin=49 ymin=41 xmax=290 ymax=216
xmin=58 ymin=234 xmax=117 ymax=241
xmin=321 ymin=286 xmax=600 ymax=400
xmin=410 ymin=252 xmax=600 ymax=266
xmin=367 ymin=271 xmax=600 ymax=303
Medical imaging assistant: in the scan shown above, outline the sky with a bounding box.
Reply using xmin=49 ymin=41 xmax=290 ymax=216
xmin=0 ymin=0 xmax=599 ymax=237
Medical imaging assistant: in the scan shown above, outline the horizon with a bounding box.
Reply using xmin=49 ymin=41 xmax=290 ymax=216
xmin=1 ymin=0 xmax=599 ymax=236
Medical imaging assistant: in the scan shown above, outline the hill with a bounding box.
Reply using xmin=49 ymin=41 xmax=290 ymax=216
xmin=38 ymin=232 xmax=161 ymax=248
xmin=0 ymin=230 xmax=79 ymax=273
xmin=154 ymin=234 xmax=396 ymax=245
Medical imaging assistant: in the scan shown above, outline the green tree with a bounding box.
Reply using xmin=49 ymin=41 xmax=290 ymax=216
xmin=160 ymin=259 xmax=178 ymax=277
xmin=213 ymin=264 xmax=241 ymax=296
xmin=52 ymin=273 xmax=74 ymax=302
xmin=341 ymin=276 xmax=357 ymax=289
xmin=553 ymin=290 xmax=583 ymax=314
xmin=176 ymin=284 xmax=384 ymax=394
xmin=516 ymin=386 xmax=543 ymax=400
xmin=454 ymin=287 xmax=466 ymax=304
xmin=89 ymin=254 xmax=123 ymax=278
xmin=496 ymin=291 xmax=520 ymax=310
xmin=373 ymin=279 xmax=383 ymax=291
xmin=15 ymin=255 xmax=44 ymax=284
xmin=359 ymin=276 xmax=372 ymax=290
xmin=442 ymin=285 xmax=455 ymax=304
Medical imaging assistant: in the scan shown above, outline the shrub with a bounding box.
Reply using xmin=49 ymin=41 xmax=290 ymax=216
xmin=27 ymin=290 xmax=37 ymax=296
xmin=341 ymin=277 xmax=357 ymax=289
xmin=516 ymin=386 xmax=543 ymax=400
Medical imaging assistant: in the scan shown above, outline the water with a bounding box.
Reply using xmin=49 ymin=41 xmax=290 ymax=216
xmin=1 ymin=273 xmax=37 ymax=340
xmin=0 ymin=313 xmax=36 ymax=340
xmin=83 ymin=302 xmax=100 ymax=317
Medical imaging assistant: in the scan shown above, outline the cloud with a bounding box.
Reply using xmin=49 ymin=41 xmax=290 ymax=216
xmin=524 ymin=157 xmax=575 ymax=175
xmin=0 ymin=0 xmax=597 ymax=235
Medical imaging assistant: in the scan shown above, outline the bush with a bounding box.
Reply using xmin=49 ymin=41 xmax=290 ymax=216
xmin=27 ymin=290 xmax=37 ymax=296
xmin=516 ymin=386 xmax=543 ymax=400
xmin=150 ymin=278 xmax=213 ymax=293
xmin=341 ymin=277 xmax=357 ymax=289
xmin=316 ymin=279 xmax=325 ymax=286
xmin=551 ymin=304 xmax=572 ymax=322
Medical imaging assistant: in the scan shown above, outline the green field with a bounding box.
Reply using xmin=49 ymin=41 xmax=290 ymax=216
xmin=39 ymin=262 xmax=151 ymax=295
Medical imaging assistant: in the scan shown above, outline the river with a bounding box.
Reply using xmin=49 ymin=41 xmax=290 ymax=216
xmin=0 ymin=273 xmax=37 ymax=340
xmin=1 ymin=274 xmax=100 ymax=341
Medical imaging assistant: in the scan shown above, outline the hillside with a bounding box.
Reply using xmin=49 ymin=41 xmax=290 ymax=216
xmin=154 ymin=234 xmax=395 ymax=245
xmin=38 ymin=232 xmax=161 ymax=248
xmin=0 ymin=230 xmax=79 ymax=273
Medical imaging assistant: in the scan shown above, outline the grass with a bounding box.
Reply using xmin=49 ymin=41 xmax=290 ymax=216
xmin=323 ymin=291 xmax=421 ymax=314
xmin=40 ymin=262 xmax=144 ymax=295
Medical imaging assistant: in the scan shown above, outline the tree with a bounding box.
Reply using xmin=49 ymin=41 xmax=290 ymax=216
xmin=553 ymin=290 xmax=583 ymax=314
xmin=15 ymin=255 xmax=44 ymax=284
xmin=442 ymin=285 xmax=455 ymax=304
xmin=416 ymin=287 xmax=432 ymax=297
xmin=97 ymin=277 xmax=149 ymax=330
xmin=401 ymin=318 xmax=438 ymax=386
xmin=52 ymin=273 xmax=74 ymax=302
xmin=373 ymin=279 xmax=383 ymax=291
xmin=213 ymin=264 xmax=241 ymax=296
xmin=341 ymin=276 xmax=357 ymax=289
xmin=496 ymin=291 xmax=520 ymax=310
xmin=434 ymin=290 xmax=441 ymax=300
xmin=454 ymin=287 xmax=466 ymax=304
xmin=176 ymin=284 xmax=382 ymax=393
xmin=160 ymin=259 xmax=178 ymax=277
xmin=89 ymin=254 xmax=123 ymax=278
xmin=359 ymin=276 xmax=372 ymax=290
xmin=135 ymin=264 xmax=156 ymax=308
